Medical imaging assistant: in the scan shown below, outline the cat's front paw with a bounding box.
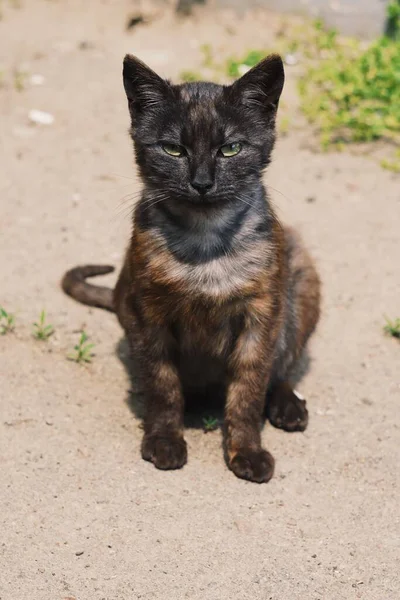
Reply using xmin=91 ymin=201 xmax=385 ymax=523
xmin=229 ymin=449 xmax=275 ymax=483
xmin=141 ymin=434 xmax=187 ymax=470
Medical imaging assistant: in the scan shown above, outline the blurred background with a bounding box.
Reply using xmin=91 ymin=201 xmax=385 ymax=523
xmin=0 ymin=2 xmax=399 ymax=599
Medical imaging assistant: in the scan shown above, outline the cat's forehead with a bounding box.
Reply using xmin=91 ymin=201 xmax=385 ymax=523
xmin=176 ymin=81 xmax=222 ymax=104
xmin=169 ymin=81 xmax=242 ymax=142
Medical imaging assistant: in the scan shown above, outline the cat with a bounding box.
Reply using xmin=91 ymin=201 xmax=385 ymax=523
xmin=62 ymin=54 xmax=320 ymax=483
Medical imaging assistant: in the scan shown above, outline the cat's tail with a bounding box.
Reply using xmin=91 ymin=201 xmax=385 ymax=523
xmin=61 ymin=265 xmax=115 ymax=312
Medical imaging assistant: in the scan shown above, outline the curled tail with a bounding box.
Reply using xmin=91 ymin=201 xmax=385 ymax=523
xmin=61 ymin=265 xmax=115 ymax=312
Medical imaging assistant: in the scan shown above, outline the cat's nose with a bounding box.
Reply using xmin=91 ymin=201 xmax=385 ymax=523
xmin=190 ymin=173 xmax=214 ymax=194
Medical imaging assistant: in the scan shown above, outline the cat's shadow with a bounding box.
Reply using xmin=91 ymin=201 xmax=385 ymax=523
xmin=116 ymin=337 xmax=226 ymax=429
xmin=115 ymin=337 xmax=311 ymax=429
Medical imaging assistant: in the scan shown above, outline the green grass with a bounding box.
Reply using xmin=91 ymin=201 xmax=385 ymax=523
xmin=202 ymin=416 xmax=219 ymax=432
xmin=0 ymin=307 xmax=15 ymax=335
xmin=381 ymin=149 xmax=400 ymax=172
xmin=299 ymin=31 xmax=400 ymax=149
xmin=33 ymin=310 xmax=54 ymax=341
xmin=68 ymin=331 xmax=94 ymax=363
xmin=219 ymin=10 xmax=400 ymax=168
xmin=226 ymin=49 xmax=268 ymax=78
xmin=384 ymin=317 xmax=400 ymax=339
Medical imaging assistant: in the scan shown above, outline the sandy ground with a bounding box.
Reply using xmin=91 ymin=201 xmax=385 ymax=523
xmin=1 ymin=1 xmax=399 ymax=599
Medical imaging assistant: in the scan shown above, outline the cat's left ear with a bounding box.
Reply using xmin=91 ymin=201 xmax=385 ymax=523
xmin=230 ymin=54 xmax=285 ymax=114
xmin=123 ymin=54 xmax=171 ymax=116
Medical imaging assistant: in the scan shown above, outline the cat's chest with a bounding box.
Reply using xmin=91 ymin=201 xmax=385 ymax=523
xmin=150 ymin=242 xmax=268 ymax=300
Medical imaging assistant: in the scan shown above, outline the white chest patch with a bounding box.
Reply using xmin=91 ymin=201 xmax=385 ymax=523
xmin=167 ymin=244 xmax=268 ymax=299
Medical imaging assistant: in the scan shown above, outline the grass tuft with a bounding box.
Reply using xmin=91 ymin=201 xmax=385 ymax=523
xmin=202 ymin=415 xmax=219 ymax=433
xmin=384 ymin=317 xmax=400 ymax=339
xmin=68 ymin=331 xmax=95 ymax=363
xmin=33 ymin=310 xmax=54 ymax=341
xmin=0 ymin=307 xmax=15 ymax=335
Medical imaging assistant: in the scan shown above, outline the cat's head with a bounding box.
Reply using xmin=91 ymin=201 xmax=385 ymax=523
xmin=123 ymin=54 xmax=284 ymax=205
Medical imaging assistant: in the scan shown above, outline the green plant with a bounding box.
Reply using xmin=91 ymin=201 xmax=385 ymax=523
xmin=381 ymin=149 xmax=400 ymax=172
xmin=298 ymin=22 xmax=400 ymax=149
xmin=202 ymin=415 xmax=219 ymax=432
xmin=226 ymin=49 xmax=268 ymax=78
xmin=224 ymin=19 xmax=400 ymax=168
xmin=384 ymin=317 xmax=400 ymax=339
xmin=33 ymin=310 xmax=54 ymax=340
xmin=0 ymin=307 xmax=15 ymax=335
xmin=68 ymin=331 xmax=94 ymax=363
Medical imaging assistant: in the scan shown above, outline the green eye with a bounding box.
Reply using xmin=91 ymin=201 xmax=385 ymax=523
xmin=162 ymin=143 xmax=185 ymax=157
xmin=220 ymin=142 xmax=242 ymax=157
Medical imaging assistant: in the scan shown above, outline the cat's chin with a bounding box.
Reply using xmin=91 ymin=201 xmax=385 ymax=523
xmin=183 ymin=194 xmax=226 ymax=208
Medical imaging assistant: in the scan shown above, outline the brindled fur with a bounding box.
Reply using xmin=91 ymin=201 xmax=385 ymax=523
xmin=62 ymin=54 xmax=320 ymax=483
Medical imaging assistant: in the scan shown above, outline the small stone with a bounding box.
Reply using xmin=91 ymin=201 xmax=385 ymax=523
xmin=79 ymin=41 xmax=94 ymax=50
xmin=30 ymin=74 xmax=45 ymax=86
xmin=72 ymin=193 xmax=81 ymax=206
xmin=75 ymin=551 xmax=84 ymax=556
xmin=29 ymin=109 xmax=54 ymax=126
xmin=361 ymin=398 xmax=373 ymax=406
xmin=284 ymin=53 xmax=299 ymax=66
xmin=126 ymin=14 xmax=145 ymax=30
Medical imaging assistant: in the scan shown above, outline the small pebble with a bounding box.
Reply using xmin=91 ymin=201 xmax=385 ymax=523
xmin=126 ymin=14 xmax=145 ymax=30
xmin=284 ymin=53 xmax=299 ymax=66
xmin=79 ymin=41 xmax=94 ymax=50
xmin=29 ymin=109 xmax=54 ymax=126
xmin=75 ymin=551 xmax=84 ymax=557
xmin=30 ymin=74 xmax=45 ymax=86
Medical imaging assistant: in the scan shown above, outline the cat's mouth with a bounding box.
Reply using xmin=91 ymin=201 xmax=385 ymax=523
xmin=183 ymin=188 xmax=230 ymax=207
xmin=186 ymin=193 xmax=221 ymax=206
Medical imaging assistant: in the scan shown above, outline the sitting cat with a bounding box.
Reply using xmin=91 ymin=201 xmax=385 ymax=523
xmin=62 ymin=54 xmax=320 ymax=483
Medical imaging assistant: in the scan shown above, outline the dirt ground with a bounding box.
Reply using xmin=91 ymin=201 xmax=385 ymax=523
xmin=1 ymin=1 xmax=399 ymax=599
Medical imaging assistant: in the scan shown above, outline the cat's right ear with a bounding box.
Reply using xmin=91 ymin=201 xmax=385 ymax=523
xmin=123 ymin=55 xmax=171 ymax=117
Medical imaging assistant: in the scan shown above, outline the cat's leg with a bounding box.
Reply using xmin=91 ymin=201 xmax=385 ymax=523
xmin=128 ymin=323 xmax=186 ymax=470
xmin=225 ymin=314 xmax=280 ymax=483
xmin=140 ymin=357 xmax=187 ymax=470
xmin=115 ymin=273 xmax=187 ymax=470
xmin=266 ymin=227 xmax=320 ymax=432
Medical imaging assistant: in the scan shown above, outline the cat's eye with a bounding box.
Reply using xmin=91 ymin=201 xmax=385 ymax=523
xmin=162 ymin=143 xmax=185 ymax=157
xmin=220 ymin=142 xmax=242 ymax=157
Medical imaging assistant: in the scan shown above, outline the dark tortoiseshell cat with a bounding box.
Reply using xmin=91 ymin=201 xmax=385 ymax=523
xmin=62 ymin=54 xmax=320 ymax=483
